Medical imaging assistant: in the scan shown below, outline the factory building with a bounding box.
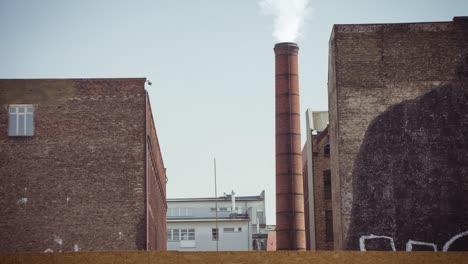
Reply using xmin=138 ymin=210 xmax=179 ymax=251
xmin=166 ymin=191 xmax=267 ymax=251
xmin=328 ymin=17 xmax=468 ymax=251
xmin=0 ymin=78 xmax=167 ymax=252
xmin=302 ymin=110 xmax=333 ymax=250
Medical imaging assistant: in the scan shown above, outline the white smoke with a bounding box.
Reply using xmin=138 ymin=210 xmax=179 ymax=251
xmin=259 ymin=0 xmax=311 ymax=42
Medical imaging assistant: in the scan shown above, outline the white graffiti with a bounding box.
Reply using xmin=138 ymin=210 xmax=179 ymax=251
xmin=359 ymin=234 xmax=396 ymax=251
xmin=74 ymin=244 xmax=80 ymax=252
xmin=54 ymin=235 xmax=63 ymax=246
xmin=360 ymin=231 xmax=468 ymax=251
xmin=17 ymin=198 xmax=28 ymax=205
xmin=406 ymin=240 xmax=437 ymax=251
xmin=443 ymin=230 xmax=468 ymax=252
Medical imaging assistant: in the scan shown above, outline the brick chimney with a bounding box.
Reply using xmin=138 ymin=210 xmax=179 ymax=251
xmin=274 ymin=42 xmax=306 ymax=250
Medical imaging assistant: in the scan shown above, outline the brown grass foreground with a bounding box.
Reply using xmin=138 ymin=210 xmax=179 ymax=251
xmin=0 ymin=251 xmax=467 ymax=264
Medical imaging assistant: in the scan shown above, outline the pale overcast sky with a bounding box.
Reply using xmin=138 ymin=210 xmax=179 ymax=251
xmin=1 ymin=0 xmax=467 ymax=224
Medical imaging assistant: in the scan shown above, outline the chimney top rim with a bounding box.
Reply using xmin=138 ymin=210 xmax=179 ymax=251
xmin=274 ymin=42 xmax=298 ymax=47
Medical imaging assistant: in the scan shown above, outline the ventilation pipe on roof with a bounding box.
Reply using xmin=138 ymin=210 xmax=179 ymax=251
xmin=231 ymin=190 xmax=236 ymax=212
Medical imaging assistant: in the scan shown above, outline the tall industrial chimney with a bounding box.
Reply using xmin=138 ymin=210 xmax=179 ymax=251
xmin=274 ymin=42 xmax=306 ymax=250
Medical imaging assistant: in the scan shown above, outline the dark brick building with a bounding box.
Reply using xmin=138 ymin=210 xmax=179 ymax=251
xmin=328 ymin=17 xmax=468 ymax=251
xmin=0 ymin=78 xmax=167 ymax=252
xmin=302 ymin=110 xmax=333 ymax=250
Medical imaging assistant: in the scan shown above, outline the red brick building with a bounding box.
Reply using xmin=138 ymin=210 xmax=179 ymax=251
xmin=302 ymin=110 xmax=333 ymax=250
xmin=0 ymin=78 xmax=167 ymax=252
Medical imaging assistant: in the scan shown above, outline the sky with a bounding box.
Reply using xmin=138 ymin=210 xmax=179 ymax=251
xmin=1 ymin=0 xmax=467 ymax=225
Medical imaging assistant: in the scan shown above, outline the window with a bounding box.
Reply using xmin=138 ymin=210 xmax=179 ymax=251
xmin=256 ymin=210 xmax=265 ymax=225
xmin=325 ymin=210 xmax=334 ymax=242
xmin=324 ymin=142 xmax=330 ymax=157
xmin=167 ymin=229 xmax=180 ymax=241
xmin=167 ymin=208 xmax=193 ymax=217
xmin=324 ymin=170 xmax=332 ymax=200
xmin=8 ymin=105 xmax=34 ymax=136
xmin=224 ymin=227 xmax=242 ymax=232
xmin=167 ymin=228 xmax=194 ymax=241
xmin=180 ymin=228 xmax=195 ymax=240
xmin=211 ymin=207 xmax=231 ymax=212
xmin=212 ymin=228 xmax=218 ymax=240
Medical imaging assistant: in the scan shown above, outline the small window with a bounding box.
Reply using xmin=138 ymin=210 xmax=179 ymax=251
xmin=224 ymin=227 xmax=242 ymax=233
xmin=324 ymin=170 xmax=332 ymax=200
xmin=325 ymin=210 xmax=334 ymax=242
xmin=8 ymin=105 xmax=34 ymax=136
xmin=324 ymin=142 xmax=330 ymax=157
xmin=212 ymin=228 xmax=218 ymax=240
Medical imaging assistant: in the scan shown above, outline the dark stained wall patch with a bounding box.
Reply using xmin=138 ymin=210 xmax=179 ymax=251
xmin=345 ymin=83 xmax=468 ymax=251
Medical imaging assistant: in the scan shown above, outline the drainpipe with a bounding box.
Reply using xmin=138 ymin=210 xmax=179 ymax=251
xmin=145 ymin=89 xmax=149 ymax=250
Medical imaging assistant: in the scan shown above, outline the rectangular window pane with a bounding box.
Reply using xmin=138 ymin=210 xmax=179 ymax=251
xmin=188 ymin=229 xmax=195 ymax=240
xmin=18 ymin=114 xmax=25 ymax=135
xmin=26 ymin=106 xmax=33 ymax=113
xmin=18 ymin=107 xmax=26 ymax=113
xmin=212 ymin=228 xmax=218 ymax=240
xmin=224 ymin=228 xmax=235 ymax=232
xmin=173 ymin=229 xmax=179 ymax=241
xmin=26 ymin=114 xmax=33 ymax=136
xmin=324 ymin=170 xmax=332 ymax=200
xmin=8 ymin=114 xmax=17 ymax=136
xmin=325 ymin=210 xmax=334 ymax=242
xmin=167 ymin=230 xmax=172 ymax=241
xmin=181 ymin=229 xmax=188 ymax=240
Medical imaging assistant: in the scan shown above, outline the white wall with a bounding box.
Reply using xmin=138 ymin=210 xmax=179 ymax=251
xmin=167 ymin=220 xmax=250 ymax=251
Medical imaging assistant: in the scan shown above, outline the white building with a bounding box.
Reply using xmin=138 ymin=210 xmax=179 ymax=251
xmin=166 ymin=191 xmax=267 ymax=251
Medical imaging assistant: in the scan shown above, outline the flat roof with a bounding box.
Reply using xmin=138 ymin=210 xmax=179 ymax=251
xmin=167 ymin=196 xmax=263 ymax=202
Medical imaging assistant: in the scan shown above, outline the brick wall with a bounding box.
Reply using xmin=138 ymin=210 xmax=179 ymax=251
xmin=0 ymin=78 xmax=166 ymax=252
xmin=328 ymin=19 xmax=468 ymax=250
xmin=311 ymin=127 xmax=333 ymax=250
xmin=303 ymin=126 xmax=333 ymax=250
xmin=146 ymin=94 xmax=167 ymax=250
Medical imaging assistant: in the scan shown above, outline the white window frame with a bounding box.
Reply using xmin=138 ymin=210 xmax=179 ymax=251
xmin=180 ymin=228 xmax=195 ymax=241
xmin=8 ymin=104 xmax=34 ymax=136
xmin=168 ymin=208 xmax=193 ymax=217
xmin=167 ymin=229 xmax=180 ymax=241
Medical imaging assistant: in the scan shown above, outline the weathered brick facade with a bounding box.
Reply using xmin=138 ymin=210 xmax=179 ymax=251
xmin=328 ymin=18 xmax=468 ymax=250
xmin=303 ymin=126 xmax=333 ymax=250
xmin=0 ymin=78 xmax=167 ymax=252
